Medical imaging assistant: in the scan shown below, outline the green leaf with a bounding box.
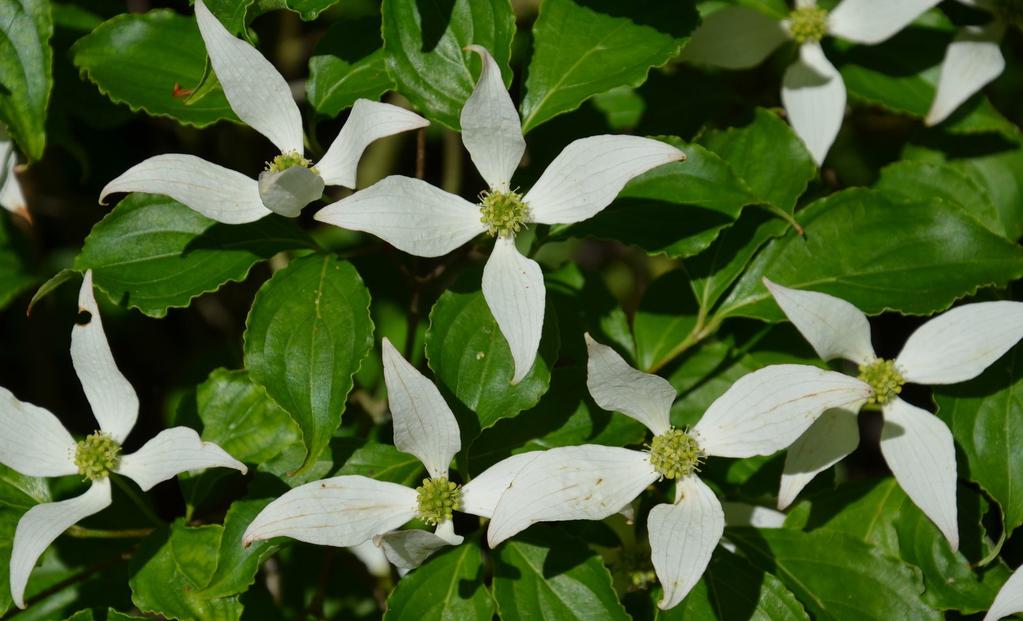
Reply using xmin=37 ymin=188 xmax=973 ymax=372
xmin=699 ymin=108 xmax=815 ymax=215
xmin=492 ymin=528 xmax=629 ymax=621
xmin=663 ymin=548 xmax=809 ymax=621
xmin=425 ymin=286 xmax=559 ymax=432
xmin=520 ymin=0 xmax=696 ymax=132
xmin=784 ymin=478 xmax=905 ymax=557
xmin=193 ymin=368 xmax=300 ymax=465
xmin=716 ymin=188 xmax=1023 ymax=321
xmin=307 ymin=16 xmax=392 ymax=116
xmin=545 ymin=262 xmax=633 ymax=365
xmin=63 ymin=609 xmax=145 ymax=621
xmin=727 ymin=528 xmax=940 ymax=621
xmin=244 ymin=253 xmax=374 ymax=470
xmin=559 ymin=141 xmax=755 ymax=259
xmin=0 ymin=211 xmax=34 ymax=310
xmin=284 ymin=0 xmax=337 ymax=20
xmin=199 ymin=498 xmax=277 ymax=599
xmin=381 ymin=0 xmax=515 ymax=129
xmin=934 ymin=345 xmax=1023 ymax=535
xmin=591 ymin=85 xmax=645 ymax=131
xmin=0 ymin=464 xmax=49 ymax=509
xmin=335 ymin=440 xmax=425 ymax=487
xmin=0 ymin=508 xmax=18 ymax=615
xmin=202 ymin=0 xmax=254 ymax=34
xmin=75 ymin=193 xmax=311 ymax=318
xmin=384 ymin=539 xmax=494 ymax=621
xmin=72 ymin=10 xmax=238 ymax=127
xmin=949 ymin=146 xmax=1023 ymax=242
xmin=633 ymin=269 xmax=698 ymax=372
xmin=0 ymin=0 xmax=52 ymax=159
xmin=130 ymin=524 xmax=242 ymax=621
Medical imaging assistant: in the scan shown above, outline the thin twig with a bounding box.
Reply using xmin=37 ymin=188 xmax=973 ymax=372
xmin=416 ymin=128 xmax=426 ymax=180
xmin=67 ymin=525 xmax=154 ymax=539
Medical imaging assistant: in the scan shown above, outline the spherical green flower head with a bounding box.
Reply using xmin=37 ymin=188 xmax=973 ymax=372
xmin=788 ymin=6 xmax=829 ymax=44
xmin=416 ymin=476 xmax=463 ymax=525
xmin=480 ymin=190 xmax=530 ymax=238
xmin=648 ymin=427 xmax=704 ymax=480
xmin=266 ymin=150 xmax=317 ymax=174
xmin=74 ymin=432 xmax=121 ymax=480
xmin=858 ymin=358 xmax=905 ymax=406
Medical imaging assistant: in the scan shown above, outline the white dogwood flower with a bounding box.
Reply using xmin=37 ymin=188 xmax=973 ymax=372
xmin=926 ymin=0 xmax=1017 ymax=125
xmin=485 ymin=335 xmax=871 ymax=609
xmin=99 ymin=0 xmax=427 ymax=224
xmin=765 ymin=278 xmax=1023 ymax=551
xmin=0 ymin=270 xmax=247 ymax=608
xmin=985 ymin=564 xmax=1023 ymax=621
xmin=242 ymin=338 xmax=536 ymax=571
xmin=314 ymin=46 xmax=685 ymax=384
xmin=684 ymin=0 xmax=941 ymax=164
xmin=0 ymin=135 xmax=27 ymax=220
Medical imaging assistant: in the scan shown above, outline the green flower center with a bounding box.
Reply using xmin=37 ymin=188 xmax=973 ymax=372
xmin=74 ymin=432 xmax=121 ymax=480
xmin=648 ymin=428 xmax=704 ymax=480
xmin=479 ymin=190 xmax=530 ymax=238
xmin=857 ymin=358 xmax=905 ymax=406
xmin=788 ymin=6 xmax=829 ymax=44
xmin=265 ymin=151 xmax=317 ymax=174
xmin=415 ymin=477 xmax=462 ymax=525
xmin=996 ymin=0 xmax=1023 ymax=27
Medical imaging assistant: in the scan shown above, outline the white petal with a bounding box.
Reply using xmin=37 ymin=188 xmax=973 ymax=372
xmin=316 ymin=100 xmax=429 ymax=188
xmin=778 ymin=406 xmax=861 ymax=509
xmin=585 ymin=334 xmax=674 ymax=435
xmin=0 ymin=142 xmax=26 ymax=215
xmin=257 ymin=166 xmax=325 ymax=218
xmin=486 ymin=445 xmax=658 ymax=547
xmin=242 ymin=475 xmax=418 ymax=547
xmin=460 ymin=45 xmax=525 ymax=190
xmin=0 ymin=386 xmax=76 ymax=477
xmin=763 ymin=278 xmax=875 ymax=365
xmin=349 ymin=539 xmax=392 ymax=577
xmin=100 ymin=154 xmax=270 ymax=225
xmin=194 ymin=0 xmax=303 ymax=154
xmin=117 ymin=427 xmax=246 ymax=491
xmin=984 ymin=564 xmax=1023 ymax=621
xmin=460 ymin=452 xmax=540 ymax=518
xmin=10 ymin=480 xmax=111 ymax=608
xmin=649 ymin=476 xmax=724 ymax=610
xmin=375 ymin=528 xmax=454 ymax=570
xmin=381 ymin=338 xmax=461 ymax=479
xmin=926 ymin=23 xmax=1006 ymax=126
xmin=896 ymin=301 xmax=1023 ymax=385
xmin=781 ymin=43 xmax=846 ymax=166
xmin=314 ymin=176 xmax=485 ymax=257
xmin=72 ymin=270 xmax=138 ymax=443
xmin=880 ymin=398 xmax=959 ymax=550
xmin=828 ymin=0 xmax=942 ymax=44
xmin=692 ymin=365 xmax=871 ymax=458
xmin=683 ymin=6 xmax=789 ymax=69
xmin=721 ymin=501 xmax=787 ymax=528
xmin=524 ymin=135 xmax=686 ymax=225
xmin=482 ymin=237 xmax=545 ymax=384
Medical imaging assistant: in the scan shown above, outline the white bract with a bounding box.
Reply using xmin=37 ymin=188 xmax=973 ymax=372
xmin=486 ymin=335 xmax=871 ymax=609
xmin=684 ymin=0 xmax=941 ymax=164
xmin=765 ymin=278 xmax=1023 ymax=551
xmin=985 ymin=564 xmax=1023 ymax=621
xmin=926 ymin=0 xmax=1016 ymax=125
xmin=99 ymin=0 xmax=427 ymax=224
xmin=0 ymin=271 xmax=247 ymax=607
xmin=243 ymin=338 xmax=536 ymax=570
xmin=0 ymin=135 xmax=27 ymax=220
xmin=314 ymin=46 xmax=685 ymax=384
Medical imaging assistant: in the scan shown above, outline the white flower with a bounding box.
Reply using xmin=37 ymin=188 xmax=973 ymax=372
xmin=242 ymin=338 xmax=537 ymax=571
xmin=99 ymin=0 xmax=427 ymax=224
xmin=313 ymin=46 xmax=685 ymax=384
xmin=984 ymin=563 xmax=1023 ymax=621
xmin=764 ymin=278 xmax=1023 ymax=551
xmin=0 ymin=270 xmax=247 ymax=608
xmin=684 ymin=0 xmax=941 ymax=164
xmin=485 ymin=335 xmax=871 ymax=609
xmin=926 ymin=1 xmax=1014 ymax=125
xmin=0 ymin=135 xmax=28 ymax=221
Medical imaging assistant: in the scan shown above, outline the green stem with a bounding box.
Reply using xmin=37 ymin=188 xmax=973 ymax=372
xmin=67 ymin=525 xmax=154 ymax=539
xmin=112 ymin=475 xmax=164 ymax=527
xmin=975 ymin=526 xmax=1008 ymax=568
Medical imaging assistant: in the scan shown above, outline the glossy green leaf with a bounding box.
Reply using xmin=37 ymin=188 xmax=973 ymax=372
xmin=560 ymin=141 xmax=755 ymax=259
xmin=285 ymin=0 xmax=337 ymax=20
xmin=545 ymin=262 xmax=633 ymax=365
xmin=0 ymin=464 xmax=49 ymax=509
xmin=202 ymin=0 xmax=253 ymax=34
xmin=244 ymin=254 xmax=374 ymax=471
xmin=716 ymin=188 xmax=1023 ymax=321
xmin=384 ymin=539 xmax=494 ymax=621
xmin=426 ymin=286 xmax=559 ymax=432
xmin=382 ymin=0 xmax=515 ymax=129
xmin=335 ymin=440 xmax=425 ymax=487
xmin=633 ymin=269 xmax=698 ymax=372
xmin=0 ymin=211 xmax=34 ymax=310
xmin=307 ymin=16 xmax=392 ymax=117
xmin=72 ymin=10 xmax=237 ymax=127
xmin=0 ymin=508 xmax=19 ymax=615
xmin=492 ymin=528 xmax=629 ymax=621
xmin=591 ymin=86 xmax=645 ymax=131
xmin=663 ymin=547 xmax=809 ymax=621
xmin=520 ymin=0 xmax=696 ymax=132
xmin=199 ymin=498 xmax=277 ymax=599
xmin=727 ymin=528 xmax=940 ymax=621
xmin=0 ymin=0 xmax=52 ymax=159
xmin=76 ymin=193 xmax=311 ymax=318
xmin=784 ymin=478 xmax=905 ymax=557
